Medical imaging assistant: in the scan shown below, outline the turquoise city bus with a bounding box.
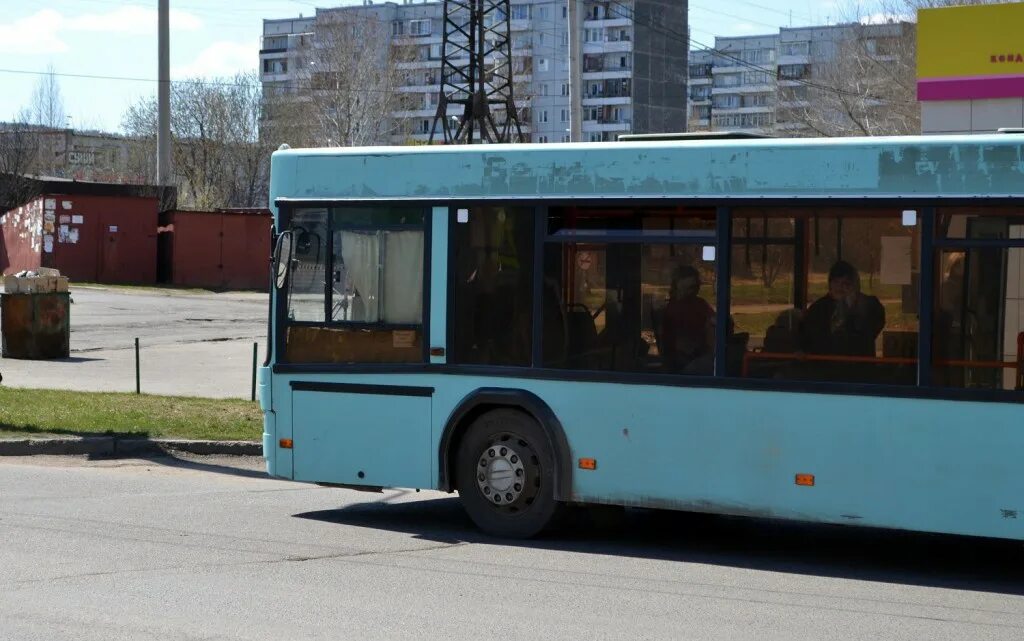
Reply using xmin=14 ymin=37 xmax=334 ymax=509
xmin=261 ymin=135 xmax=1024 ymax=539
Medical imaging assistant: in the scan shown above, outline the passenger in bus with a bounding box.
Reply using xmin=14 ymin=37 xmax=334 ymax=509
xmin=764 ymin=308 xmax=804 ymax=354
xmin=661 ymin=265 xmax=715 ymax=371
xmin=801 ymin=260 xmax=885 ymax=358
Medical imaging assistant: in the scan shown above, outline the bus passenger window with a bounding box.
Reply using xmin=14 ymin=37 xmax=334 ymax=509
xmin=283 ymin=206 xmax=427 ymax=364
xmin=933 ymin=207 xmax=1024 ymax=390
xmin=542 ymin=205 xmax=718 ymax=374
xmin=451 ymin=207 xmax=535 ymax=366
xmin=732 ymin=209 xmax=919 ymax=385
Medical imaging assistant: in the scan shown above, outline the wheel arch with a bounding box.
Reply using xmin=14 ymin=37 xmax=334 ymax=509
xmin=438 ymin=388 xmax=573 ymax=501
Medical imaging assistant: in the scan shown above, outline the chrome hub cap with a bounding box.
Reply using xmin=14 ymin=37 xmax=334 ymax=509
xmin=477 ymin=443 xmax=526 ymax=505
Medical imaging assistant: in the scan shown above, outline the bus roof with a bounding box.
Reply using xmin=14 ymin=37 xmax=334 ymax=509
xmin=270 ymin=134 xmax=1024 ymax=206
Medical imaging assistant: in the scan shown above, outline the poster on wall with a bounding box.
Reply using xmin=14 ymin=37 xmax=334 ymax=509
xmin=43 ymin=234 xmax=54 ymax=253
xmin=880 ymin=236 xmax=913 ymax=285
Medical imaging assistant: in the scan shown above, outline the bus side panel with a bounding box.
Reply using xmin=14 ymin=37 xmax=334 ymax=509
xmin=544 ymin=383 xmax=1024 ymax=541
xmin=430 ymin=376 xmax=1024 ymax=541
xmin=292 ymin=389 xmax=432 ymax=488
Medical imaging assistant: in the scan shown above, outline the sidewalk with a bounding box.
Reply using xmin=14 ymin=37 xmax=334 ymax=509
xmin=0 ymin=339 xmax=265 ymax=398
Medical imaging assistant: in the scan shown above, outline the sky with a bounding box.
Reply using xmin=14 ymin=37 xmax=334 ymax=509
xmin=0 ymin=0 xmax=870 ymax=133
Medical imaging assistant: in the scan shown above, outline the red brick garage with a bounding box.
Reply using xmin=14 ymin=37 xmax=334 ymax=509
xmin=1 ymin=181 xmax=161 ymax=284
xmin=159 ymin=209 xmax=271 ymax=291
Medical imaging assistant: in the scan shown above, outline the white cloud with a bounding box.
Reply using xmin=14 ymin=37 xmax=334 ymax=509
xmin=0 ymin=9 xmax=68 ymax=55
xmin=859 ymin=12 xmax=907 ymax=25
xmin=67 ymin=6 xmax=202 ymax=35
xmin=734 ymin=23 xmax=759 ymax=34
xmin=0 ymin=5 xmax=202 ymax=55
xmin=172 ymin=41 xmax=258 ymax=80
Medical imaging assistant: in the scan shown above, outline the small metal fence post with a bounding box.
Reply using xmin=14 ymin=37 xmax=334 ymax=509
xmin=135 ymin=337 xmax=140 ymax=395
xmin=251 ymin=342 xmax=258 ymax=402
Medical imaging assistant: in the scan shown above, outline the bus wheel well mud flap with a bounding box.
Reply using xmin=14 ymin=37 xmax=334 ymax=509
xmin=439 ymin=388 xmax=572 ymax=501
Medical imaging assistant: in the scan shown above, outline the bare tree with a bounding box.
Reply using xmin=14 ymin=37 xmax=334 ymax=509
xmin=780 ymin=0 xmax=1018 ymax=137
xmin=0 ymin=111 xmax=41 ymax=210
xmin=123 ymin=71 xmax=273 ymax=209
xmin=268 ymin=14 xmax=409 ymax=147
xmin=29 ymin=64 xmax=67 ymax=130
xmin=779 ymin=20 xmax=918 ymax=137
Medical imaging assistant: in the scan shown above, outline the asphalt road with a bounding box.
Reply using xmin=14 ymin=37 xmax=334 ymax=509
xmin=63 ymin=287 xmax=267 ymax=352
xmin=1 ymin=456 xmax=1022 ymax=641
xmin=0 ymin=287 xmax=267 ymax=397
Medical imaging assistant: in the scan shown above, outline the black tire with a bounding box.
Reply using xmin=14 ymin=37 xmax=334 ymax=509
xmin=455 ymin=409 xmax=561 ymax=538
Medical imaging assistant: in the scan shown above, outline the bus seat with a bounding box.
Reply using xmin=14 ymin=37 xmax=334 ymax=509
xmin=565 ymin=304 xmax=598 ymax=369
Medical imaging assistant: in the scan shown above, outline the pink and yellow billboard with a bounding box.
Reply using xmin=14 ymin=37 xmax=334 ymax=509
xmin=918 ymin=2 xmax=1024 ymax=101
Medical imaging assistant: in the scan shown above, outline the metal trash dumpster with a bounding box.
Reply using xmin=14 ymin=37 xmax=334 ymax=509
xmin=1 ymin=275 xmax=71 ymax=359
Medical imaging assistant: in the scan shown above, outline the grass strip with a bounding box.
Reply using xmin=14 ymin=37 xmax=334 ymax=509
xmin=0 ymin=387 xmax=262 ymax=441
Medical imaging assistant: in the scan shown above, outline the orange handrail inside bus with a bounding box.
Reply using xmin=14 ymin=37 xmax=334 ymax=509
xmin=740 ymin=351 xmax=1023 ymax=379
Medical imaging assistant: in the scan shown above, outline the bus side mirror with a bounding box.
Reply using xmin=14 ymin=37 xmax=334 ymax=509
xmin=273 ymin=230 xmax=293 ymax=290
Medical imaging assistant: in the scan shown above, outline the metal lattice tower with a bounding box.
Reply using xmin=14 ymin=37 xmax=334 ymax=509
xmin=429 ymin=0 xmax=523 ymax=144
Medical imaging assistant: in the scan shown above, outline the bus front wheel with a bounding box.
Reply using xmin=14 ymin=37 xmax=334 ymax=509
xmin=455 ymin=409 xmax=560 ymax=538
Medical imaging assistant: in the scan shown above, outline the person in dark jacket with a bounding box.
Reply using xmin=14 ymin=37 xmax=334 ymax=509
xmin=801 ymin=260 xmax=885 ymax=358
xmin=661 ymin=265 xmax=715 ymax=372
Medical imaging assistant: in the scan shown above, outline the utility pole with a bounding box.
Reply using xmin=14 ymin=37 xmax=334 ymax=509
xmin=157 ymin=0 xmax=172 ymax=185
xmin=429 ymin=0 xmax=522 ymax=144
xmin=567 ymin=0 xmax=582 ymax=142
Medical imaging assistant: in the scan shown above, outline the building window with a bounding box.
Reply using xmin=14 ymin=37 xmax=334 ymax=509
xmin=742 ymin=93 xmax=773 ymax=108
xmin=408 ymin=19 xmax=431 ymax=36
xmin=540 ymin=83 xmax=549 ymax=96
xmin=536 ymin=135 xmax=549 ymax=143
xmin=712 ymin=94 xmax=740 ymax=109
xmin=428 ymin=43 xmax=442 ymax=59
xmin=391 ymin=21 xmax=404 ymax=36
xmin=537 ymin=58 xmax=549 ymax=72
xmin=713 ymin=73 xmax=742 ymax=88
xmin=562 ymin=134 xmax=570 ymax=142
xmin=691 ymin=105 xmax=710 ymax=119
xmin=742 ymin=71 xmax=772 ymax=86
xmin=619 ymin=55 xmax=628 ymax=68
xmin=538 ymin=110 xmax=549 ymax=123
xmin=689 ymin=63 xmax=713 ymax=78
xmin=689 ymin=85 xmax=711 ymax=100
xmin=561 ymin=82 xmax=569 ymax=96
xmin=740 ymin=48 xmax=776 ymax=64
xmin=781 ymin=41 xmax=809 ymax=56
xmin=588 ymin=133 xmax=602 ymax=142
xmin=263 ymin=58 xmax=288 ymax=74
xmin=778 ymin=64 xmax=810 ymax=80
xmin=560 ymin=109 xmax=569 ymax=122
xmin=510 ymin=4 xmax=530 ymax=20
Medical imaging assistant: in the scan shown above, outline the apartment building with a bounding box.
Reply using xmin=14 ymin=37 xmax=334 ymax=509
xmin=261 ymin=0 xmax=687 ymax=144
xmin=687 ymin=21 xmax=911 ymax=136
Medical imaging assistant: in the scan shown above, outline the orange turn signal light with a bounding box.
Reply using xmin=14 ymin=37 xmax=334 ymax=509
xmin=795 ymin=473 xmax=815 ymax=487
xmin=279 ymin=438 xmax=293 ymax=449
xmin=578 ymin=457 xmax=597 ymax=470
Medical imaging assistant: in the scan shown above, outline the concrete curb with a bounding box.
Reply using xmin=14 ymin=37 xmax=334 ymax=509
xmin=0 ymin=437 xmax=262 ymax=458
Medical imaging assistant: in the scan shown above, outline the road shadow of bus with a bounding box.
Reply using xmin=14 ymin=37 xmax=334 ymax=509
xmin=294 ymin=497 xmax=1024 ymax=597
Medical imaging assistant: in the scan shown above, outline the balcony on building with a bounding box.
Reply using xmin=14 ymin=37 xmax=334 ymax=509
xmin=582 ymin=0 xmax=631 ymax=29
